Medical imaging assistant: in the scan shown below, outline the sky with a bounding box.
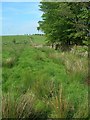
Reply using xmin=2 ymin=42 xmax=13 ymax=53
xmin=1 ymin=2 xmax=43 ymax=35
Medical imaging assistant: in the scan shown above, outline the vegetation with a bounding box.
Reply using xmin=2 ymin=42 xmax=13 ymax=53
xmin=2 ymin=34 xmax=88 ymax=119
xmin=38 ymin=2 xmax=89 ymax=50
xmin=1 ymin=1 xmax=89 ymax=119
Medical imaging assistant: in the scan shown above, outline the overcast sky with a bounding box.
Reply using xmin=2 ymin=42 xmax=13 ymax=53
xmin=2 ymin=2 xmax=43 ymax=35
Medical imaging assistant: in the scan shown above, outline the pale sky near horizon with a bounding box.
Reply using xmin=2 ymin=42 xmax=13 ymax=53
xmin=1 ymin=2 xmax=43 ymax=35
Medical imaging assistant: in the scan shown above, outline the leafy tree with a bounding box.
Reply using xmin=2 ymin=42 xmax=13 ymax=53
xmin=38 ymin=2 xmax=89 ymax=50
xmin=68 ymin=2 xmax=89 ymax=46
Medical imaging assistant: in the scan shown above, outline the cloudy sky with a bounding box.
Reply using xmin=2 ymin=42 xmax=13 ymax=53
xmin=2 ymin=2 xmax=43 ymax=35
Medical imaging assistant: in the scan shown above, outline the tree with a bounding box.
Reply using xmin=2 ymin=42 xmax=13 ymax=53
xmin=68 ymin=2 xmax=89 ymax=46
xmin=38 ymin=2 xmax=89 ymax=50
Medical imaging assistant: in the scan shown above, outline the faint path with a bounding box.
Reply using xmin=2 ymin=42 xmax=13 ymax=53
xmin=30 ymin=38 xmax=53 ymax=49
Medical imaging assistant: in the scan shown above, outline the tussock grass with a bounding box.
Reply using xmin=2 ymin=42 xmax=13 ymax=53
xmin=2 ymin=35 xmax=88 ymax=118
xmin=2 ymin=91 xmax=50 ymax=119
xmin=3 ymin=57 xmax=16 ymax=68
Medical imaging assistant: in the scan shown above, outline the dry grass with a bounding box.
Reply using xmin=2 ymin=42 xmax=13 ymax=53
xmin=2 ymin=57 xmax=16 ymax=68
xmin=58 ymin=51 xmax=88 ymax=74
xmin=47 ymin=49 xmax=88 ymax=76
xmin=2 ymin=92 xmax=36 ymax=118
xmin=44 ymin=84 xmax=75 ymax=118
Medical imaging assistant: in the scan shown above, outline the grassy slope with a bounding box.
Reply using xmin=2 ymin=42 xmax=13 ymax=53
xmin=2 ymin=35 xmax=88 ymax=118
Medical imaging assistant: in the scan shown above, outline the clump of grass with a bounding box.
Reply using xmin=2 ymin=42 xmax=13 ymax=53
xmin=47 ymin=52 xmax=64 ymax=65
xmin=2 ymin=93 xmax=17 ymax=118
xmin=41 ymin=84 xmax=76 ymax=118
xmin=58 ymin=51 xmax=88 ymax=74
xmin=3 ymin=57 xmax=16 ymax=68
xmin=70 ymin=45 xmax=88 ymax=57
xmin=2 ymin=91 xmax=49 ymax=119
xmin=34 ymin=52 xmax=46 ymax=61
xmin=73 ymin=100 xmax=88 ymax=118
xmin=48 ymin=84 xmax=68 ymax=118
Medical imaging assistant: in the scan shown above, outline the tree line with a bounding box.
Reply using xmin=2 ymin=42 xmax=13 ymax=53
xmin=37 ymin=2 xmax=89 ymax=50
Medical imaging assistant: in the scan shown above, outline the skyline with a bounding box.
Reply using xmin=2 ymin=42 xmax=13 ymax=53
xmin=1 ymin=2 xmax=43 ymax=35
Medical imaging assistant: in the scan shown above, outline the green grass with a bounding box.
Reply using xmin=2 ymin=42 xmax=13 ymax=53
xmin=2 ymin=35 xmax=88 ymax=118
xmin=31 ymin=35 xmax=46 ymax=45
xmin=2 ymin=35 xmax=29 ymax=44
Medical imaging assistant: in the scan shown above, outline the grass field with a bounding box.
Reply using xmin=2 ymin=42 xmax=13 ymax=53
xmin=2 ymin=35 xmax=88 ymax=119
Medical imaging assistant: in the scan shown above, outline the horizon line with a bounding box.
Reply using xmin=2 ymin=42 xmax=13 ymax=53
xmin=0 ymin=33 xmax=45 ymax=36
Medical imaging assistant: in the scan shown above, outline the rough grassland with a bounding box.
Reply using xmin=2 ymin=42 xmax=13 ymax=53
xmin=2 ymin=35 xmax=88 ymax=119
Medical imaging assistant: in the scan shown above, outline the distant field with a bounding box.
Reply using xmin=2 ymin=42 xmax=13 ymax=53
xmin=2 ymin=35 xmax=46 ymax=45
xmin=2 ymin=35 xmax=88 ymax=119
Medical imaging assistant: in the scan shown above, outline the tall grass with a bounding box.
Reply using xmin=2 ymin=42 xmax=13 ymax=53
xmin=2 ymin=91 xmax=49 ymax=119
xmin=2 ymin=36 xmax=88 ymax=118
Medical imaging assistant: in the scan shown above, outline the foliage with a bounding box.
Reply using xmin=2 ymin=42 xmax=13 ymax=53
xmin=38 ymin=2 xmax=89 ymax=49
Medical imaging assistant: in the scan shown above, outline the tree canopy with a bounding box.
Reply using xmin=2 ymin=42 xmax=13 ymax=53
xmin=38 ymin=2 xmax=89 ymax=50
